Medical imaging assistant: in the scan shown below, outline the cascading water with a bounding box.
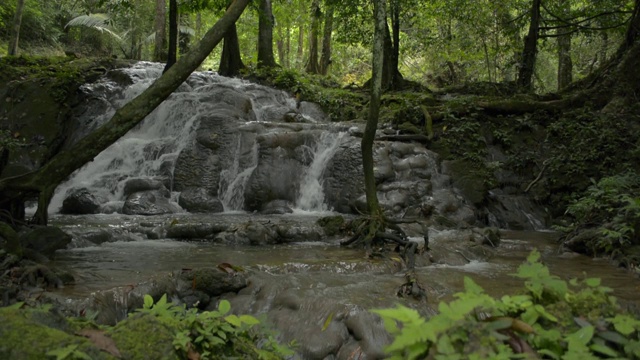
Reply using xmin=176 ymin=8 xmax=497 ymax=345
xmin=296 ymin=131 xmax=346 ymax=212
xmin=218 ymin=139 xmax=258 ymax=211
xmin=49 ymin=62 xmax=336 ymax=215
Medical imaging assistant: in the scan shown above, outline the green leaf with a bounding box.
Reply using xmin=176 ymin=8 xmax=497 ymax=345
xmin=322 ymin=312 xmax=334 ymax=331
xmin=239 ymin=314 xmax=260 ymax=325
xmin=143 ymin=294 xmax=154 ymax=309
xmin=218 ymin=300 xmax=231 ymax=315
xmin=590 ymin=343 xmax=619 ymax=357
xmin=584 ymin=278 xmax=601 ymax=288
xmin=225 ymin=314 xmax=242 ymax=327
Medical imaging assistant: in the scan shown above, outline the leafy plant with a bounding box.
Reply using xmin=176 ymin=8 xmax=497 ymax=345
xmin=46 ymin=344 xmax=92 ymax=360
xmin=373 ymin=250 xmax=640 ymax=359
xmin=563 ymin=172 xmax=640 ymax=255
xmin=136 ymin=294 xmax=292 ymax=360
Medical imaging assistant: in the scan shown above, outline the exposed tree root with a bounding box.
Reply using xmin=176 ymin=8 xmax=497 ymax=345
xmin=341 ymin=215 xmax=421 ymax=269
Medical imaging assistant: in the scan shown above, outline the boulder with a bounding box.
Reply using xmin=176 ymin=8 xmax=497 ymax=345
xmin=122 ymin=190 xmax=180 ymax=215
xmin=261 ymin=200 xmax=293 ymax=214
xmin=19 ymin=226 xmax=71 ymax=256
xmin=178 ymin=188 xmax=224 ymax=213
xmin=60 ymin=188 xmax=104 ymax=214
xmin=122 ymin=177 xmax=168 ymax=197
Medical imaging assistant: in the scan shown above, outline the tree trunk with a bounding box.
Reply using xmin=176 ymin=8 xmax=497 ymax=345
xmin=164 ymin=0 xmax=178 ymax=72
xmin=257 ymin=0 xmax=277 ymax=68
xmin=557 ymin=30 xmax=572 ymax=91
xmin=556 ymin=0 xmax=572 ymax=91
xmin=8 ymin=0 xmax=26 ymax=56
xmin=362 ymin=0 xmax=385 ymax=217
xmin=390 ymin=0 xmax=402 ymax=87
xmin=276 ymin=25 xmax=285 ymax=66
xmin=218 ymin=22 xmax=245 ymax=76
xmin=179 ymin=13 xmax=191 ymax=54
xmin=195 ymin=12 xmax=202 ymax=39
xmin=297 ymin=24 xmax=304 ymax=67
xmin=305 ymin=0 xmax=321 ymax=74
xmin=319 ymin=2 xmax=333 ymax=75
xmin=517 ymin=0 xmax=541 ymax=91
xmin=0 ymin=0 xmax=251 ymax=226
xmin=285 ymin=25 xmax=291 ymax=68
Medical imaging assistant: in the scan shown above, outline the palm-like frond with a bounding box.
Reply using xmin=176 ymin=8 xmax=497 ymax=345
xmin=65 ymin=14 xmax=122 ymax=40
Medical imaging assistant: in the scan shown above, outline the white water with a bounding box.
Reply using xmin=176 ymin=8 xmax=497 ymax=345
xmin=296 ymin=131 xmax=346 ymax=211
xmin=50 ymin=62 xmax=338 ymax=214
xmin=49 ymin=64 xmax=201 ymax=213
xmin=218 ymin=139 xmax=259 ymax=211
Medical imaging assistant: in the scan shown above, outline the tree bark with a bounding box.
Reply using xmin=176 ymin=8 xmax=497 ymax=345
xmin=517 ymin=0 xmax=541 ymax=91
xmin=164 ymin=0 xmax=178 ymax=72
xmin=556 ymin=0 xmax=572 ymax=91
xmin=305 ymin=0 xmax=321 ymax=74
xmin=319 ymin=2 xmax=333 ymax=75
xmin=297 ymin=24 xmax=304 ymax=66
xmin=0 ymin=0 xmax=251 ymax=225
xmin=218 ymin=22 xmax=245 ymax=76
xmin=362 ymin=0 xmax=385 ymax=217
xmin=257 ymin=0 xmax=277 ymax=68
xmin=557 ymin=31 xmax=572 ymax=91
xmin=8 ymin=0 xmax=26 ymax=56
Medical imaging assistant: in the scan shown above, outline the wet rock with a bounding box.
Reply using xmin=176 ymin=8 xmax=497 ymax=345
xmin=122 ymin=190 xmax=180 ymax=215
xmin=179 ymin=268 xmax=248 ymax=296
xmin=60 ymin=188 xmax=104 ymax=214
xmin=317 ymin=216 xmax=346 ymax=236
xmin=261 ymin=200 xmax=293 ymax=214
xmin=178 ymin=187 xmax=224 ymax=213
xmin=122 ymin=177 xmax=168 ymax=197
xmin=165 ymin=223 xmax=229 ymax=239
xmin=19 ymin=226 xmax=72 ymax=256
xmin=344 ymin=312 xmax=391 ymax=359
xmin=299 ymin=101 xmax=327 ymax=122
xmin=563 ymin=228 xmax=600 ymax=254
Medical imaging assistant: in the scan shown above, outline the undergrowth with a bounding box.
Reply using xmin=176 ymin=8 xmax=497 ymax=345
xmin=373 ymin=250 xmax=640 ymax=359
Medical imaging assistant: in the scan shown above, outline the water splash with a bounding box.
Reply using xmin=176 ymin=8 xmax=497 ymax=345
xmin=296 ymin=132 xmax=345 ymax=211
xmin=218 ymin=139 xmax=258 ymax=211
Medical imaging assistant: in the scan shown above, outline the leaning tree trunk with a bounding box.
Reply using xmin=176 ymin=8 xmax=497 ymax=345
xmin=319 ymin=2 xmax=333 ymax=75
xmin=257 ymin=0 xmax=277 ymax=68
xmin=0 ymin=0 xmax=251 ymax=226
xmin=305 ymin=0 xmax=321 ymax=74
xmin=517 ymin=0 xmax=541 ymax=91
xmin=8 ymin=0 xmax=26 ymax=56
xmin=164 ymin=0 xmax=178 ymax=72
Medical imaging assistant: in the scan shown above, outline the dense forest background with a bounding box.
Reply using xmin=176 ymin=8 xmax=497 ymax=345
xmin=0 ymin=0 xmax=633 ymax=92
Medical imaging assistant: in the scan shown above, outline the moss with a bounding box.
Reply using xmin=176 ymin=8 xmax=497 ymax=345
xmin=316 ymin=215 xmax=345 ymax=236
xmin=0 ymin=307 xmax=112 ymax=360
xmin=108 ymin=313 xmax=180 ymax=360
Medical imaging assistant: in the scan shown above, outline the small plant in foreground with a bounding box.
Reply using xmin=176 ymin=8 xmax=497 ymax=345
xmin=372 ymin=250 xmax=640 ymax=359
xmin=137 ymin=294 xmax=292 ymax=359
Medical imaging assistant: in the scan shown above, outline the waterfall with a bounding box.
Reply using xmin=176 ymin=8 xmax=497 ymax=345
xmin=49 ymin=64 xmax=212 ymax=213
xmin=295 ymin=132 xmax=345 ymax=212
xmin=218 ymin=139 xmax=258 ymax=211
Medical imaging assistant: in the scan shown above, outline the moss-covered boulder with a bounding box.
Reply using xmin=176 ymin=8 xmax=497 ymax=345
xmin=108 ymin=313 xmax=180 ymax=360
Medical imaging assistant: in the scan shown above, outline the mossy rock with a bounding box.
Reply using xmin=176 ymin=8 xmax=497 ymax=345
xmin=397 ymin=121 xmax=422 ymax=135
xmin=316 ymin=215 xmax=345 ymax=236
xmin=108 ymin=313 xmax=180 ymax=360
xmin=0 ymin=306 xmax=113 ymax=360
xmin=444 ymin=159 xmax=488 ymax=205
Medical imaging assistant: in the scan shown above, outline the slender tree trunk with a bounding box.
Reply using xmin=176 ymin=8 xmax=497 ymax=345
xmin=195 ymin=12 xmax=202 ymax=39
xmin=218 ymin=22 xmax=245 ymax=76
xmin=319 ymin=2 xmax=333 ymax=75
xmin=179 ymin=13 xmax=191 ymax=54
xmin=557 ymin=31 xmax=572 ymax=91
xmin=362 ymin=0 xmax=385 ymax=217
xmin=305 ymin=0 xmax=321 ymax=74
xmin=276 ymin=25 xmax=285 ymax=65
xmin=556 ymin=0 xmax=572 ymax=91
xmin=390 ymin=0 xmax=402 ymax=87
xmin=297 ymin=24 xmax=304 ymax=67
xmin=517 ymin=0 xmax=541 ymax=91
xmin=0 ymin=0 xmax=251 ymax=225
xmin=8 ymin=0 xmax=26 ymax=56
xmin=257 ymin=0 xmax=277 ymax=68
xmin=285 ymin=25 xmax=291 ymax=68
xmin=164 ymin=0 xmax=178 ymax=72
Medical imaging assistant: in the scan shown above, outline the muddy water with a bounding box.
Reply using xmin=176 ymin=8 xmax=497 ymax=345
xmin=48 ymin=214 xmax=640 ymax=311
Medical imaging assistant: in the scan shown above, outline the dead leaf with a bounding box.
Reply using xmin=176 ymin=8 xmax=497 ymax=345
xmin=76 ymin=328 xmax=122 ymax=358
xmin=187 ymin=346 xmax=201 ymax=360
